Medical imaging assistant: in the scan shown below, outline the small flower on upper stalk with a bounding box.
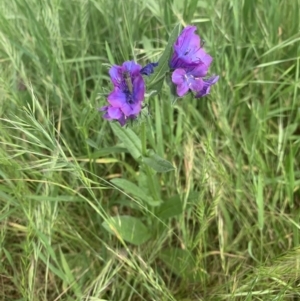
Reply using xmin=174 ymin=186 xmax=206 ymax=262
xmin=170 ymin=25 xmax=218 ymax=98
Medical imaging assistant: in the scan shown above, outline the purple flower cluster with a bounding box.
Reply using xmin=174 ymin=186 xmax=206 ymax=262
xmin=99 ymin=61 xmax=157 ymax=126
xmin=170 ymin=25 xmax=219 ymax=98
xmin=100 ymin=26 xmax=219 ymax=126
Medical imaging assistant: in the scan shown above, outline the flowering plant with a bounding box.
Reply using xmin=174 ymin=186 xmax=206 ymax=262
xmin=170 ymin=25 xmax=219 ymax=98
xmin=100 ymin=24 xmax=218 ymax=127
xmin=99 ymin=24 xmax=219 ymax=246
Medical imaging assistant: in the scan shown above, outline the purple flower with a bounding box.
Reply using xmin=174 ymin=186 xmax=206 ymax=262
xmin=172 ymin=70 xmax=201 ymax=97
xmin=170 ymin=25 xmax=212 ymax=69
xmin=170 ymin=25 xmax=218 ymax=98
xmin=99 ymin=61 xmax=145 ymax=126
xmin=140 ymin=62 xmax=158 ymax=76
xmin=171 ymin=63 xmax=211 ymax=96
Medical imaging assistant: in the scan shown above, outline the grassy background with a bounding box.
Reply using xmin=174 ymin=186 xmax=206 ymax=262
xmin=1 ymin=0 xmax=300 ymax=300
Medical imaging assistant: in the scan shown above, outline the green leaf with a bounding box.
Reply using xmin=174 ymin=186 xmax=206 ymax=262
xmin=110 ymin=123 xmax=142 ymax=160
xmin=102 ymin=216 xmax=151 ymax=246
xmin=110 ymin=178 xmax=158 ymax=206
xmin=142 ymin=151 xmax=175 ymax=173
xmin=38 ymin=251 xmax=66 ymax=281
xmin=88 ymin=147 xmax=128 ymax=158
xmin=186 ymin=191 xmax=200 ymax=207
xmin=156 ymin=195 xmax=183 ymax=219
xmin=27 ymin=195 xmax=84 ymax=202
xmin=137 ymin=169 xmax=150 ymax=195
xmin=159 ymin=248 xmax=203 ymax=281
xmin=148 ymin=23 xmax=182 ymax=93
xmin=59 ymin=248 xmax=81 ymax=297
xmin=105 ymin=41 xmax=115 ymax=64
xmin=256 ymin=173 xmax=264 ymax=231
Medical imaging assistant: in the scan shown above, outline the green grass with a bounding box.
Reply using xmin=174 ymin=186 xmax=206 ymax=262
xmin=1 ymin=0 xmax=300 ymax=300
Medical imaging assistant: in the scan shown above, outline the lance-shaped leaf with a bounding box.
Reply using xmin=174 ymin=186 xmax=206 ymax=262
xmin=142 ymin=150 xmax=175 ymax=173
xmin=110 ymin=123 xmax=142 ymax=160
xmin=147 ymin=24 xmax=182 ymax=94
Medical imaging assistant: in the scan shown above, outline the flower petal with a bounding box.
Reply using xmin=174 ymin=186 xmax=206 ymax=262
xmin=117 ymin=114 xmax=126 ymax=126
xmin=195 ymin=75 xmax=219 ymax=98
xmin=174 ymin=25 xmax=200 ymax=55
xmin=188 ymin=77 xmax=203 ymax=92
xmin=121 ymin=101 xmax=142 ymax=116
xmin=174 ymin=47 xmax=212 ymax=68
xmin=172 ymin=68 xmax=187 ymax=85
xmin=123 ymin=61 xmax=142 ymax=76
xmin=172 ymin=68 xmax=206 ymax=96
xmin=109 ymin=65 xmax=123 ymax=87
xmin=107 ymin=88 xmax=127 ymax=107
xmin=176 ymin=82 xmax=190 ymax=97
xmin=170 ymin=25 xmax=213 ymax=69
xmin=198 ymin=51 xmax=213 ymax=66
xmin=140 ymin=62 xmax=158 ymax=76
xmin=107 ymin=106 xmax=123 ymax=119
xmin=132 ymin=74 xmax=145 ymax=103
xmin=188 ymin=63 xmax=209 ymax=77
xmin=101 ymin=106 xmax=126 ymax=126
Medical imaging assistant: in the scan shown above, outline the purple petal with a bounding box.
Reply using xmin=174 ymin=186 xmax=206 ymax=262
xmin=107 ymin=88 xmax=127 ymax=107
xmin=101 ymin=106 xmax=127 ymax=126
xmin=172 ymin=68 xmax=206 ymax=97
xmin=117 ymin=114 xmax=126 ymax=126
xmin=187 ymin=63 xmax=209 ymax=77
xmin=109 ymin=65 xmax=123 ymax=87
xmin=195 ymin=75 xmax=219 ymax=98
xmin=172 ymin=47 xmax=212 ymax=68
xmin=189 ymin=77 xmax=203 ymax=92
xmin=140 ymin=62 xmax=158 ymax=76
xmin=169 ymin=53 xmax=177 ymax=69
xmin=198 ymin=51 xmax=213 ymax=66
xmin=176 ymin=82 xmax=190 ymax=97
xmin=107 ymin=90 xmax=141 ymax=117
xmin=174 ymin=26 xmax=200 ymax=55
xmin=170 ymin=25 xmax=213 ymax=69
xmin=204 ymin=75 xmax=219 ymax=86
xmin=107 ymin=106 xmax=123 ymax=119
xmin=132 ymin=74 xmax=145 ymax=103
xmin=172 ymin=68 xmax=187 ymax=85
xmin=172 ymin=70 xmax=189 ymax=96
xmin=122 ymin=61 xmax=142 ymax=76
xmin=121 ymin=101 xmax=142 ymax=116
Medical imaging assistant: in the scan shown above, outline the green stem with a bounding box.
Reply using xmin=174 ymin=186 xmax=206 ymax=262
xmin=145 ymin=165 xmax=160 ymax=202
xmin=140 ymin=120 xmax=160 ymax=203
xmin=140 ymin=121 xmax=147 ymax=156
